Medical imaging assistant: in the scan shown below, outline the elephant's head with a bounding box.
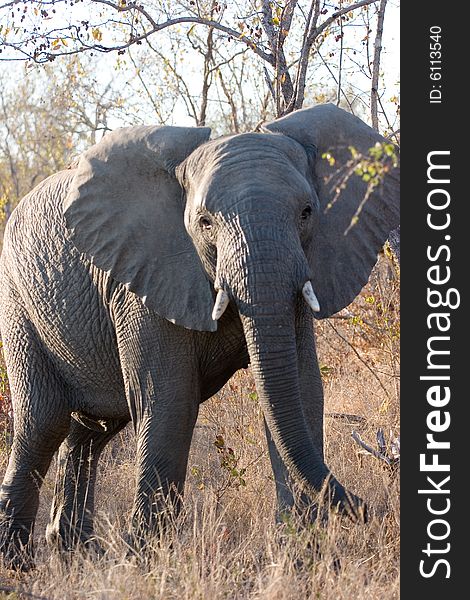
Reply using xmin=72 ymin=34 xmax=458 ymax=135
xmin=63 ymin=104 xmax=399 ymax=514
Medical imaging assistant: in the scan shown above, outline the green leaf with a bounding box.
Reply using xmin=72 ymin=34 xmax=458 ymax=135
xmin=320 ymin=364 xmax=333 ymax=376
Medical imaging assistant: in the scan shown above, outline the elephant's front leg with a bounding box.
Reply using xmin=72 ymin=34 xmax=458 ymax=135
xmin=114 ymin=306 xmax=200 ymax=546
xmin=131 ymin=392 xmax=199 ymax=544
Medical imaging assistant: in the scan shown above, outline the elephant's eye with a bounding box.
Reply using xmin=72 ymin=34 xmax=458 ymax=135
xmin=301 ymin=205 xmax=312 ymax=221
xmin=199 ymin=215 xmax=213 ymax=231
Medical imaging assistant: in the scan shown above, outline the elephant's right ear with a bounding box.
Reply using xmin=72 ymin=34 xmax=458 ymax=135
xmin=63 ymin=125 xmax=217 ymax=331
xmin=263 ymin=104 xmax=399 ymax=319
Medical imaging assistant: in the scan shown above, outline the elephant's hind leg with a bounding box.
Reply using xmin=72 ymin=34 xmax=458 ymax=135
xmin=0 ymin=319 xmax=71 ymax=570
xmin=46 ymin=416 xmax=128 ymax=553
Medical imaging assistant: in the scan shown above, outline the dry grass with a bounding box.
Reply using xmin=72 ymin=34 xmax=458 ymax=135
xmin=0 ymin=254 xmax=399 ymax=599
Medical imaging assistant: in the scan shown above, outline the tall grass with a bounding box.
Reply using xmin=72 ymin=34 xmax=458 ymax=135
xmin=0 ymin=254 xmax=399 ymax=599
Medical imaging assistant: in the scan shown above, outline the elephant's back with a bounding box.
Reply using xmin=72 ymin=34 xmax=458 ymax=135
xmin=1 ymin=170 xmax=80 ymax=318
xmin=2 ymin=169 xmax=77 ymax=272
xmin=0 ymin=170 xmax=124 ymax=399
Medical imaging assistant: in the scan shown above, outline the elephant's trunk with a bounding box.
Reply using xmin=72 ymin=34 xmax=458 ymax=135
xmin=241 ymin=308 xmax=353 ymax=507
xmin=218 ymin=233 xmax=359 ymax=517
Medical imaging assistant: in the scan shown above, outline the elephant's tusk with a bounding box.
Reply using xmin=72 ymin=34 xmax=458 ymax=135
xmin=302 ymin=281 xmax=321 ymax=313
xmin=212 ymin=289 xmax=230 ymax=321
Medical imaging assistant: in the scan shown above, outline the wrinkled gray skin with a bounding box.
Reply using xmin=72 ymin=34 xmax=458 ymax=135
xmin=0 ymin=104 xmax=399 ymax=569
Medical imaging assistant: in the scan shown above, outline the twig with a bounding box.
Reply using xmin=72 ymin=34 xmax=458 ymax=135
xmin=351 ymin=429 xmax=400 ymax=470
xmin=370 ymin=0 xmax=388 ymax=130
xmin=336 ymin=3 xmax=344 ymax=106
xmin=317 ymin=49 xmax=355 ymax=112
xmin=2 ymin=9 xmax=275 ymax=65
xmin=326 ymin=319 xmax=392 ymax=402
xmin=351 ymin=430 xmax=394 ymax=466
xmin=326 ymin=412 xmax=367 ymax=425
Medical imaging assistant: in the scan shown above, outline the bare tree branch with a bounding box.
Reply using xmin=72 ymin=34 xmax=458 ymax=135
xmin=287 ymin=0 xmax=379 ymax=113
xmin=351 ymin=430 xmax=400 ymax=469
xmin=260 ymin=0 xmax=295 ymax=113
xmin=198 ymin=25 xmax=214 ymax=126
xmin=336 ymin=8 xmax=344 ymax=106
xmin=371 ymin=0 xmax=388 ymax=130
xmin=326 ymin=319 xmax=392 ymax=402
xmin=1 ymin=4 xmax=275 ymax=65
xmin=317 ymin=49 xmax=355 ymax=112
xmin=217 ymin=69 xmax=240 ymax=133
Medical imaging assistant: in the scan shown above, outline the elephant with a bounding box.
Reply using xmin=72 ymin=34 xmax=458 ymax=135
xmin=0 ymin=103 xmax=399 ymax=569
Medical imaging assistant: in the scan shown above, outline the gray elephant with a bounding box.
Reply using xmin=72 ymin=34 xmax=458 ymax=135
xmin=0 ymin=104 xmax=399 ymax=569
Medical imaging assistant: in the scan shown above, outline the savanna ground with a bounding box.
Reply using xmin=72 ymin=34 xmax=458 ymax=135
xmin=0 ymin=252 xmax=399 ymax=600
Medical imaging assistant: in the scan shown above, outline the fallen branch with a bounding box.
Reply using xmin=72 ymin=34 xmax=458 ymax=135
xmin=326 ymin=412 xmax=367 ymax=426
xmin=352 ymin=428 xmax=400 ymax=470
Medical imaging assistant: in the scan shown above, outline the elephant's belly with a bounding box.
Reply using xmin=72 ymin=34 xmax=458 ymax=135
xmin=35 ymin=303 xmax=129 ymax=418
xmin=37 ymin=291 xmax=126 ymax=402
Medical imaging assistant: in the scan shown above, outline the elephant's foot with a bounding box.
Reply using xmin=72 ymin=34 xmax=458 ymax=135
xmin=120 ymin=531 xmax=158 ymax=564
xmin=121 ymin=531 xmax=144 ymax=558
xmin=275 ymin=483 xmax=363 ymax=529
xmin=0 ymin=521 xmax=34 ymax=572
xmin=123 ymin=528 xmax=162 ymax=557
xmin=124 ymin=515 xmax=177 ymax=561
xmin=274 ymin=518 xmax=342 ymax=574
xmin=45 ymin=522 xmax=105 ymax=558
xmin=275 ymin=490 xmax=331 ymax=528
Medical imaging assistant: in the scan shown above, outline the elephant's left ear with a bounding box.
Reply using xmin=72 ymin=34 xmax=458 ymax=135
xmin=63 ymin=125 xmax=217 ymax=331
xmin=263 ymin=103 xmax=399 ymax=318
